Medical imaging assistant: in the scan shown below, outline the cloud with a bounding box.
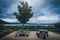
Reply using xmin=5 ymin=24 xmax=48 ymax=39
xmin=1 ymin=18 xmax=18 ymax=22
xmin=23 ymin=0 xmax=46 ymax=6
xmin=0 ymin=0 xmax=19 ymax=18
xmin=29 ymin=14 xmax=59 ymax=24
xmin=0 ymin=0 xmax=60 ymax=24
xmin=1 ymin=14 xmax=59 ymax=24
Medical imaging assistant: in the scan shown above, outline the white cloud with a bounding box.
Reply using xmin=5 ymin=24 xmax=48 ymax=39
xmin=1 ymin=18 xmax=18 ymax=22
xmin=20 ymin=0 xmax=45 ymax=6
xmin=29 ymin=15 xmax=59 ymax=24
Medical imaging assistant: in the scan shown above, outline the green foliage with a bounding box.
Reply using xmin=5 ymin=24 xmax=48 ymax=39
xmin=13 ymin=1 xmax=33 ymax=24
xmin=54 ymin=23 xmax=60 ymax=28
xmin=0 ymin=24 xmax=5 ymax=30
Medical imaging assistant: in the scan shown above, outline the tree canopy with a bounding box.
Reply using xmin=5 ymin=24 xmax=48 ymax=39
xmin=13 ymin=1 xmax=33 ymax=24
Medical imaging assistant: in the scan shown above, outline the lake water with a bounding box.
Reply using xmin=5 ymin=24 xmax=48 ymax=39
xmin=1 ymin=24 xmax=54 ymax=26
xmin=3 ymin=24 xmax=34 ymax=26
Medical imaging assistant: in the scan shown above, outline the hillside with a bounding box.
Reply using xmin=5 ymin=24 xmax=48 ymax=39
xmin=0 ymin=19 xmax=9 ymax=24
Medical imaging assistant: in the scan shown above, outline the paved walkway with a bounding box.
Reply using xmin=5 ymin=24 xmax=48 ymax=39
xmin=0 ymin=31 xmax=60 ymax=40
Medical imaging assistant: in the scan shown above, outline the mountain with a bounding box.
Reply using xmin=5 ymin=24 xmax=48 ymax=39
xmin=0 ymin=19 xmax=9 ymax=24
xmin=54 ymin=23 xmax=60 ymax=27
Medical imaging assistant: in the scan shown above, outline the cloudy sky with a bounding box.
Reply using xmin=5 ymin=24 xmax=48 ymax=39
xmin=0 ymin=0 xmax=60 ymax=24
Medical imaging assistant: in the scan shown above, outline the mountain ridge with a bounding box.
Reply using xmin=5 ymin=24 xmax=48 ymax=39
xmin=0 ymin=19 xmax=9 ymax=24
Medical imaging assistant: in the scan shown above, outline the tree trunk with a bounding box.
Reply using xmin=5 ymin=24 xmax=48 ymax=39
xmin=22 ymin=23 xmax=24 ymax=30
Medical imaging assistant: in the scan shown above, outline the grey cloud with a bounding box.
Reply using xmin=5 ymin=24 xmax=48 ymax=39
xmin=0 ymin=0 xmax=18 ymax=18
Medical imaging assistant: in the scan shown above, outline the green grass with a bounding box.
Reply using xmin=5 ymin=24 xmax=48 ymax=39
xmin=0 ymin=25 xmax=60 ymax=34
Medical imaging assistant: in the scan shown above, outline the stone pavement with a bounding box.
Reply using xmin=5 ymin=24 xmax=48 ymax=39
xmin=0 ymin=31 xmax=60 ymax=40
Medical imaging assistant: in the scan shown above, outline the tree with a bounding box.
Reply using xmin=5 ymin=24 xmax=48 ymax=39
xmin=54 ymin=23 xmax=60 ymax=28
xmin=13 ymin=1 xmax=33 ymax=30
